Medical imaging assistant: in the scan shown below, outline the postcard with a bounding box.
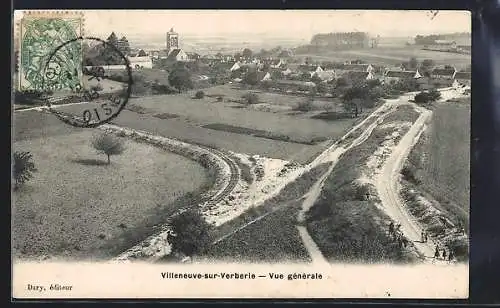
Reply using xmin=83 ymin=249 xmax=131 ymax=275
xmin=12 ymin=9 xmax=470 ymax=299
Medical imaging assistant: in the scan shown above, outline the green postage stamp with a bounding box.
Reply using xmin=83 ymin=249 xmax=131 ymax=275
xmin=17 ymin=11 xmax=84 ymax=91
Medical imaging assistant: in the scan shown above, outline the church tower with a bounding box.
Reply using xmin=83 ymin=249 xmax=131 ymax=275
xmin=166 ymin=27 xmax=179 ymax=54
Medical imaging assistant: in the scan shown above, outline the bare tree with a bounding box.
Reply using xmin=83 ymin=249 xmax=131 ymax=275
xmin=91 ymin=132 xmax=126 ymax=165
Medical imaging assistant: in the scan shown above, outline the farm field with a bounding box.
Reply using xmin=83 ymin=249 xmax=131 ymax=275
xmin=299 ymin=46 xmax=471 ymax=69
xmin=408 ymin=97 xmax=470 ymax=228
xmin=12 ymin=111 xmax=209 ymax=260
xmin=119 ymin=91 xmax=356 ymax=145
xmin=203 ymin=201 xmax=311 ymax=263
xmin=54 ymin=105 xmax=320 ymax=163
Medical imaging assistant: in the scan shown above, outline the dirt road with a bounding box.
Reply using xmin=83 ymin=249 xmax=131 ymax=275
xmin=374 ymin=104 xmax=438 ymax=260
xmin=295 ymin=99 xmax=399 ymax=264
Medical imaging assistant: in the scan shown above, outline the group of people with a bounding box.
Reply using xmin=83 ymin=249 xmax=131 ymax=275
xmin=388 ymin=222 xmax=409 ymax=249
xmin=434 ymin=245 xmax=455 ymax=262
xmin=420 ymin=231 xmax=429 ymax=243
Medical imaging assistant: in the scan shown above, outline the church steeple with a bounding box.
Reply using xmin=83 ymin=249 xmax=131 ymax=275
xmin=166 ymin=26 xmax=179 ymax=53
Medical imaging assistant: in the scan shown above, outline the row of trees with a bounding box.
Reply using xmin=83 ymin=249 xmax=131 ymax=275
xmin=83 ymin=32 xmax=131 ymax=66
xmin=310 ymin=31 xmax=369 ymax=47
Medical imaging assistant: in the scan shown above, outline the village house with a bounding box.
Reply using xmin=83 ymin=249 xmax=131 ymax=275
xmin=166 ymin=49 xmax=190 ymax=62
xmin=257 ymin=71 xmax=272 ymax=82
xmin=271 ymin=79 xmax=316 ymax=94
xmin=335 ymin=64 xmax=375 ymax=75
xmin=383 ymin=70 xmax=422 ymax=83
xmin=309 ymin=65 xmax=324 ymax=77
xmin=281 ymin=68 xmax=293 ymax=77
xmin=456 ymin=45 xmax=471 ymax=54
xmin=126 ymin=49 xmax=153 ymax=69
xmin=270 ymin=59 xmax=287 ymax=69
xmin=431 ymin=67 xmax=457 ymax=79
xmin=127 ymin=55 xmax=153 ymax=69
xmin=424 ymin=40 xmax=457 ymax=51
xmin=230 ymin=61 xmax=242 ymax=72
xmin=312 ymin=70 xmax=337 ymax=82
xmin=452 ymin=71 xmax=471 ymax=88
xmin=186 ymin=52 xmax=201 ymax=61
xmin=342 ymin=70 xmax=376 ymax=81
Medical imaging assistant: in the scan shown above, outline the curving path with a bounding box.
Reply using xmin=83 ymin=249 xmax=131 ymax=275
xmin=374 ymin=103 xmax=449 ymax=263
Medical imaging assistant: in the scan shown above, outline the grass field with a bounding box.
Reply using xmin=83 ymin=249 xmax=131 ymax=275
xmin=54 ymin=104 xmax=317 ymax=163
xmin=203 ymin=201 xmax=311 ymax=263
xmin=299 ymin=46 xmax=471 ymax=69
xmin=198 ymin=162 xmax=332 ymax=263
xmin=55 ymin=83 xmax=363 ymax=164
xmin=12 ymin=111 xmax=209 ymax=260
xmin=408 ymin=98 xmax=470 ymax=229
xmin=306 ymin=106 xmax=421 ymax=264
xmin=120 ymin=91 xmax=356 ymax=144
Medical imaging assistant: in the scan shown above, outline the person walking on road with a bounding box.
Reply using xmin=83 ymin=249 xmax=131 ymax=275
xmin=424 ymin=232 xmax=428 ymax=243
xmin=442 ymin=249 xmax=447 ymax=260
xmin=402 ymin=237 xmax=408 ymax=248
xmin=448 ymin=250 xmax=455 ymax=262
xmin=434 ymin=246 xmax=440 ymax=259
xmin=389 ymin=222 xmax=394 ymax=236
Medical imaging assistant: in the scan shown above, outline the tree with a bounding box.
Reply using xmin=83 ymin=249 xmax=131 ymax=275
xmin=428 ymin=89 xmax=442 ymax=101
xmin=414 ymin=91 xmax=431 ymax=104
xmin=242 ymin=92 xmax=259 ymax=105
xmin=107 ymin=32 xmax=118 ymax=47
xmin=421 ymin=59 xmax=435 ymax=70
xmin=409 ymin=57 xmax=418 ymax=70
xmin=168 ymin=64 xmax=194 ymax=92
xmin=368 ymin=86 xmax=385 ymax=102
xmin=243 ymin=70 xmax=259 ymax=85
xmin=117 ymin=36 xmax=131 ymax=55
xmin=168 ymin=209 xmax=212 ymax=257
xmin=342 ymin=85 xmax=370 ymax=117
xmin=366 ymin=79 xmax=382 ymax=89
xmin=103 ymin=32 xmax=124 ymax=65
xmin=194 ymin=90 xmax=205 ymax=99
xmin=234 ymin=52 xmax=242 ymax=61
xmin=242 ymin=48 xmax=253 ymax=59
xmin=13 ymin=151 xmax=37 ymax=190
xmin=311 ymin=74 xmax=322 ymax=85
xmin=335 ymin=77 xmax=348 ymax=88
xmin=91 ymin=132 xmax=126 ymax=164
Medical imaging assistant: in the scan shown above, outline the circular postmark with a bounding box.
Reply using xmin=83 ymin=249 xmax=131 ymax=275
xmin=41 ymin=36 xmax=133 ymax=128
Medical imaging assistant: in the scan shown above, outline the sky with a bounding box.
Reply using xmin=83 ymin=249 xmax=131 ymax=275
xmin=14 ymin=10 xmax=471 ymax=40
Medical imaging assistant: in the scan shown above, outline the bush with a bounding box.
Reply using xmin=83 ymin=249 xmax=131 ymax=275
xmin=14 ymin=90 xmax=51 ymax=105
xmin=90 ymin=84 xmax=104 ymax=92
xmin=401 ymin=164 xmax=420 ymax=184
xmin=91 ymin=132 xmax=126 ymax=164
xmin=294 ymin=99 xmax=314 ymax=112
xmin=13 ymin=151 xmax=37 ymax=190
xmin=168 ymin=209 xmax=212 ymax=257
xmin=311 ymin=111 xmax=351 ymax=121
xmin=414 ymin=91 xmax=431 ymax=104
xmin=242 ymin=92 xmax=259 ymax=105
xmin=151 ymin=83 xmax=176 ymax=95
xmin=194 ymin=90 xmax=205 ymax=99
xmin=428 ymin=89 xmax=442 ymax=102
xmin=168 ymin=65 xmax=194 ymax=92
